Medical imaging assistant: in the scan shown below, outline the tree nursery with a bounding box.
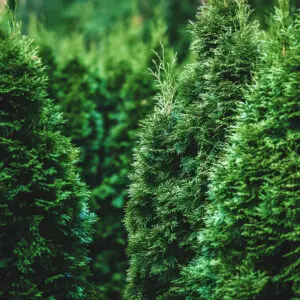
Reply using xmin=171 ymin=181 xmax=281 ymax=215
xmin=0 ymin=0 xmax=299 ymax=299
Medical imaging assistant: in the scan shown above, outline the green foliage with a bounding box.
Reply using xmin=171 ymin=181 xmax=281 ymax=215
xmin=0 ymin=12 xmax=96 ymax=299
xmin=28 ymin=9 xmax=172 ymax=298
xmin=18 ymin=0 xmax=198 ymax=62
xmin=248 ymin=0 xmax=298 ymax=27
xmin=138 ymin=0 xmax=199 ymax=60
xmin=47 ymin=49 xmax=104 ymax=187
xmin=178 ymin=2 xmax=300 ymax=299
xmin=248 ymin=0 xmax=277 ymax=26
xmin=28 ymin=19 xmax=105 ymax=195
xmin=90 ymin=13 xmax=173 ymax=298
xmin=61 ymin=0 xmax=132 ymax=40
xmin=125 ymin=52 xmax=178 ymax=300
xmin=125 ymin=0 xmax=260 ymax=298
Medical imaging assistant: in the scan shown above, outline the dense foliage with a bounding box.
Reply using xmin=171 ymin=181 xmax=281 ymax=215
xmin=2 ymin=0 xmax=299 ymax=299
xmin=0 ymin=12 xmax=95 ymax=299
xmin=17 ymin=0 xmax=199 ymax=60
xmin=28 ymin=21 xmax=105 ymax=188
xmin=125 ymin=0 xmax=261 ymax=298
xmin=138 ymin=0 xmax=199 ymax=60
xmin=28 ymin=10 xmax=173 ymax=298
xmin=178 ymin=1 xmax=299 ymax=298
xmin=46 ymin=44 xmax=104 ymax=188
xmin=91 ymin=14 xmax=173 ymax=298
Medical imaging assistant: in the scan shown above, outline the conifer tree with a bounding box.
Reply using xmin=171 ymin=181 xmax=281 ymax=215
xmin=48 ymin=53 xmax=104 ymax=187
xmin=125 ymin=0 xmax=260 ymax=298
xmin=0 ymin=13 xmax=95 ymax=299
xmin=28 ymin=22 xmax=105 ymax=188
xmin=179 ymin=1 xmax=299 ymax=299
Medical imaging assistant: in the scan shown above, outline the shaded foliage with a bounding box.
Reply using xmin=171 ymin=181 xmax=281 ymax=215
xmin=0 ymin=12 xmax=95 ymax=299
xmin=90 ymin=14 xmax=173 ymax=298
xmin=28 ymin=10 xmax=173 ymax=299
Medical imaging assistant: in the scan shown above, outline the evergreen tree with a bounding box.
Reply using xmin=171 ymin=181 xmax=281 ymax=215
xmin=48 ymin=51 xmax=105 ymax=188
xmin=179 ymin=1 xmax=299 ymax=299
xmin=125 ymin=0 xmax=260 ymax=298
xmin=0 ymin=12 xmax=95 ymax=299
xmin=28 ymin=22 xmax=105 ymax=188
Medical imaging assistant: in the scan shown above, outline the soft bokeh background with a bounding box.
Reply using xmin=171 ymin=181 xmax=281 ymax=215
xmin=7 ymin=0 xmax=297 ymax=299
